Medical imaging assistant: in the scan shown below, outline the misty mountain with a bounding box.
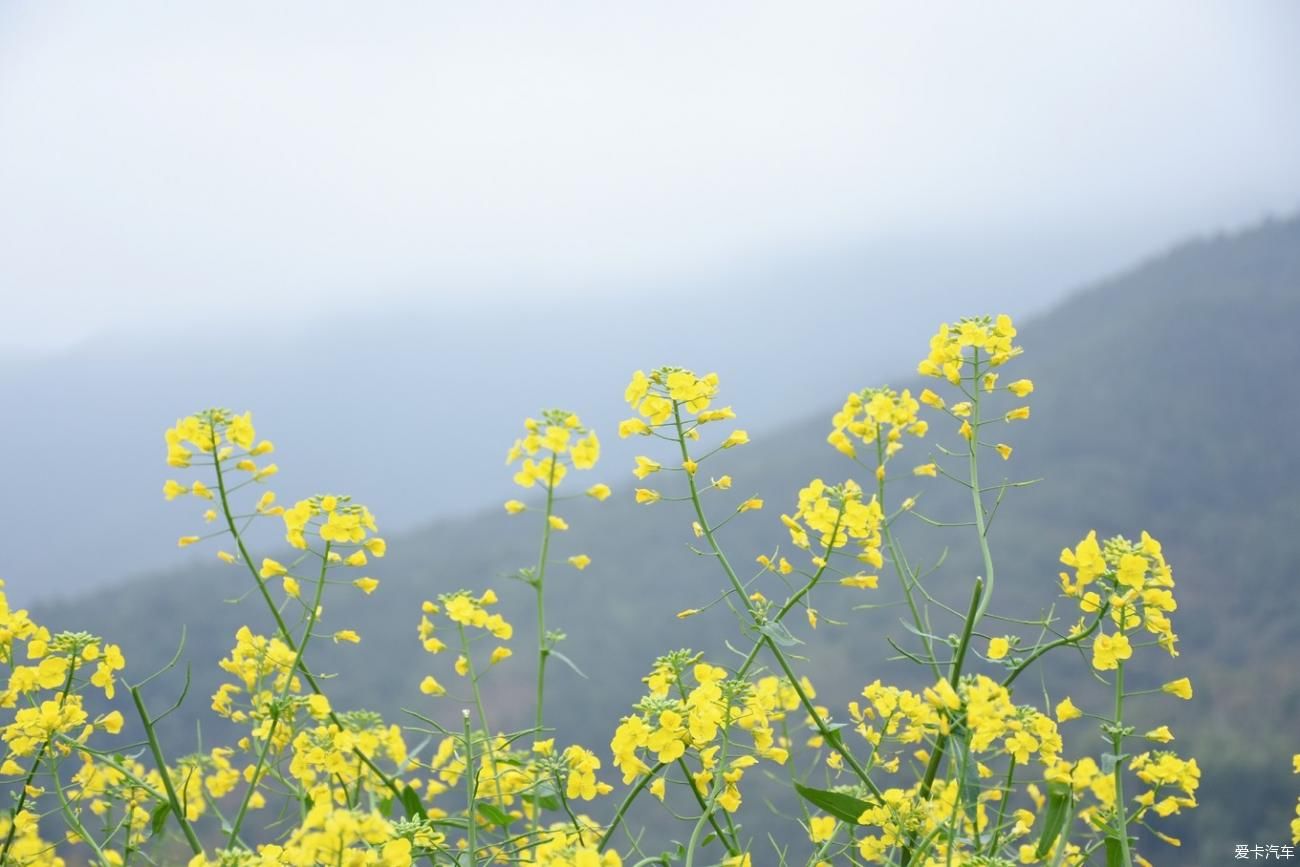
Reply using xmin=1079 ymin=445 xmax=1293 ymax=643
xmin=26 ymin=213 xmax=1300 ymax=862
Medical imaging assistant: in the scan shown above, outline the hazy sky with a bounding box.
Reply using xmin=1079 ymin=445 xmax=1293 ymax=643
xmin=2 ymin=1 xmax=1298 ymax=354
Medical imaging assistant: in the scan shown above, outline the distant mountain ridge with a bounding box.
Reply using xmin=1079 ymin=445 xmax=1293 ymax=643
xmin=31 ymin=213 xmax=1300 ymax=861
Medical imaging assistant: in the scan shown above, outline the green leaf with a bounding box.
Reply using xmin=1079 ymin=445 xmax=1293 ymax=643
xmin=793 ymin=782 xmax=873 ymax=825
xmin=821 ymin=721 xmax=847 ymax=743
xmin=149 ymin=803 xmax=170 ymax=837
xmin=476 ymin=800 xmax=513 ymax=828
xmin=1034 ymin=781 xmax=1073 ymax=859
xmin=400 ymin=784 xmax=427 ymax=820
xmin=758 ymin=620 xmax=803 ymax=647
xmin=531 ymin=780 xmax=562 ymax=812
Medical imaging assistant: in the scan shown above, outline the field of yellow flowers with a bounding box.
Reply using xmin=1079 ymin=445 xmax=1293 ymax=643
xmin=3 ymin=314 xmax=1289 ymax=867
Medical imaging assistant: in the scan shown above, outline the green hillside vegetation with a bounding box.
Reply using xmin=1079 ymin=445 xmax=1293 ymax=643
xmin=35 ymin=215 xmax=1300 ymax=862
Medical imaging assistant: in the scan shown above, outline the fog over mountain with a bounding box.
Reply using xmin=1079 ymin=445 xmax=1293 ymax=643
xmin=3 ymin=2 xmax=1299 ymax=351
xmin=3 ymin=232 xmax=1090 ymax=603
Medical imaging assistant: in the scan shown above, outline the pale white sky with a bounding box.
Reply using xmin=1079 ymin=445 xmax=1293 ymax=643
xmin=2 ymin=1 xmax=1298 ymax=353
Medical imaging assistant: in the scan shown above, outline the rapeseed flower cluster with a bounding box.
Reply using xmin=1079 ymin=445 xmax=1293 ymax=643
xmin=780 ymin=479 xmax=884 ymax=574
xmin=506 ymin=409 xmax=602 ymax=496
xmin=917 ymin=314 xmax=1023 ymax=383
xmin=610 ymin=654 xmax=794 ymax=817
xmin=416 ymin=590 xmax=513 ymax=697
xmin=912 ymin=315 xmax=1032 ymax=451
xmin=1059 ymin=530 xmax=1180 ymax=664
xmin=827 ymin=387 xmax=926 ymax=462
xmin=618 ymin=368 xmax=745 ymax=506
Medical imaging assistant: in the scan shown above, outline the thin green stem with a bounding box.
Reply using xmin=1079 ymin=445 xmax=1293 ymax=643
xmin=966 ymin=351 xmax=995 ymax=630
xmin=677 ymin=758 xmax=739 ymax=857
xmin=130 ymin=686 xmax=204 ymax=856
xmin=1111 ymin=660 xmax=1134 ymax=867
xmin=597 ymin=762 xmax=665 ymax=851
xmin=904 ymin=578 xmax=983 ymax=867
xmin=683 ymin=709 xmax=735 ymax=867
xmin=671 ymin=404 xmax=882 ymax=800
xmin=987 ymin=757 xmax=1016 ymax=855
xmin=460 ymin=625 xmax=507 ymax=812
xmin=876 ymin=434 xmax=942 ymax=679
xmin=1002 ymin=606 xmax=1108 ymax=688
xmin=533 ymin=454 xmax=558 ymax=831
xmin=764 ymin=635 xmax=883 ymax=800
xmin=464 ymin=710 xmax=478 ymax=867
xmin=670 ymin=406 xmax=755 ymax=619
xmin=49 ymin=751 xmax=111 ymax=867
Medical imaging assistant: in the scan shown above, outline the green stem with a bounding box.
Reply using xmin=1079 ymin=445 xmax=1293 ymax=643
xmin=966 ymin=351 xmax=996 ymax=630
xmin=761 ymin=633 xmax=884 ymax=799
xmin=597 ymin=762 xmax=665 ymax=851
xmin=683 ymin=709 xmax=735 ymax=867
xmin=130 ymin=686 xmax=204 ymax=856
xmin=671 ymin=404 xmax=882 ymax=800
xmin=533 ymin=454 xmax=557 ymax=831
xmin=904 ymin=578 xmax=983 ymax=867
xmin=987 ymin=757 xmax=1017 ymax=855
xmin=944 ymin=731 xmax=973 ymax=867
xmin=677 ymin=758 xmax=739 ymax=857
xmin=731 ymin=515 xmax=843 ymax=681
xmin=670 ymin=405 xmax=756 ymax=620
xmin=49 ymin=750 xmax=111 ymax=867
xmin=876 ymin=435 xmax=942 ymax=680
xmin=1111 ymin=660 xmax=1134 ymax=867
xmin=1002 ymin=606 xmax=1108 ymax=688
xmin=464 ymin=710 xmax=478 ymax=867
xmin=460 ymin=625 xmax=507 ymax=812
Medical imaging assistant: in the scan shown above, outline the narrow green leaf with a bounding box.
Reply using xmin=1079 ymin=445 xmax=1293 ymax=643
xmin=794 ymin=782 xmax=873 ymax=825
xmin=898 ymin=619 xmax=946 ymax=642
xmin=1034 ymin=782 xmax=1073 ymax=859
xmin=551 ymin=649 xmax=589 ymax=680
